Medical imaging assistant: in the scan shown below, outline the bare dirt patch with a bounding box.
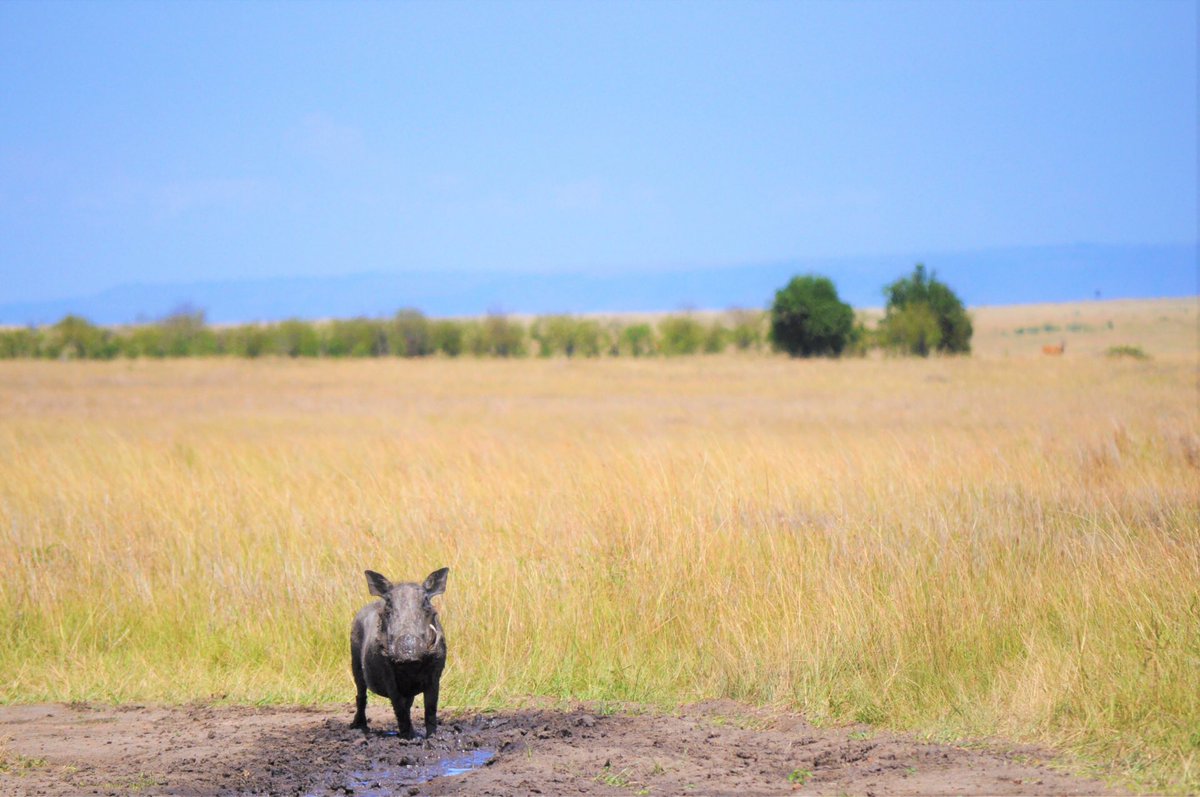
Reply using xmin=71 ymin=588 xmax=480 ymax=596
xmin=0 ymin=701 xmax=1123 ymax=796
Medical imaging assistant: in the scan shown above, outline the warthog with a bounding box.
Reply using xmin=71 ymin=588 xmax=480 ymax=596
xmin=350 ymin=567 xmax=449 ymax=738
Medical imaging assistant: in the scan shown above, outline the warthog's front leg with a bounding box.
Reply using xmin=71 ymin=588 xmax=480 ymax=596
xmin=423 ymin=682 xmax=440 ymax=737
xmin=390 ymin=691 xmax=415 ymax=738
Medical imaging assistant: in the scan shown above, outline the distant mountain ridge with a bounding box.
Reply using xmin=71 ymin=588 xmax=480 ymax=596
xmin=2 ymin=243 xmax=1194 ymax=326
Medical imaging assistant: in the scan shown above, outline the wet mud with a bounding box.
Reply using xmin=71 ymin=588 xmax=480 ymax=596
xmin=0 ymin=701 xmax=1124 ymax=795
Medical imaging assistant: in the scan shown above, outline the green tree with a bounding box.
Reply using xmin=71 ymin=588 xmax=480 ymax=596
xmin=881 ymin=263 xmax=972 ymax=355
xmin=769 ymin=275 xmax=854 ymax=357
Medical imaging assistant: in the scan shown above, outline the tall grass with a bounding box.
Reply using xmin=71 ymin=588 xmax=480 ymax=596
xmin=1 ymin=352 xmax=1197 ymax=789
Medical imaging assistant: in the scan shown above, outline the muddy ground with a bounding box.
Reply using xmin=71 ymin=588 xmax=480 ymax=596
xmin=0 ymin=701 xmax=1122 ymax=796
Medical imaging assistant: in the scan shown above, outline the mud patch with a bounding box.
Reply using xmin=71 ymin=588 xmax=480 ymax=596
xmin=0 ymin=701 xmax=1124 ymax=795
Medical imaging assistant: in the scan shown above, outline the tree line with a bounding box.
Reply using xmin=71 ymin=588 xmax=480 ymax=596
xmin=0 ymin=308 xmax=768 ymax=360
xmin=0 ymin=264 xmax=970 ymax=360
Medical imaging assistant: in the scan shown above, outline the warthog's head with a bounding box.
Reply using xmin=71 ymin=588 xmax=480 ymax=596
xmin=365 ymin=567 xmax=449 ymax=664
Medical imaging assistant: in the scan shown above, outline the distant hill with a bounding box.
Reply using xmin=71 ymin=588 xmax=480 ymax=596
xmin=1 ymin=243 xmax=1194 ymax=326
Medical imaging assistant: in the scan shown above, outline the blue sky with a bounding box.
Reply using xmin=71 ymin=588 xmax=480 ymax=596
xmin=1 ymin=0 xmax=1196 ymax=308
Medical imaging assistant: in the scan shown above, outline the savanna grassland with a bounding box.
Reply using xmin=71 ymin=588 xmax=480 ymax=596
xmin=1 ymin=299 xmax=1197 ymax=791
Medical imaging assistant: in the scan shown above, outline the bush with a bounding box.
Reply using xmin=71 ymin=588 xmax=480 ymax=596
xmin=769 ymin=275 xmax=854 ymax=357
xmin=618 ymin=323 xmax=655 ymax=357
xmin=1106 ymin=344 xmax=1149 ymax=360
xmin=882 ymin=303 xmax=942 ymax=356
xmin=702 ymin=322 xmax=728 ymax=354
xmin=658 ymin=315 xmax=704 ymax=356
xmin=45 ymin=315 xmax=118 ymax=360
xmin=843 ymin=316 xmax=873 ymax=357
xmin=531 ymin=315 xmax=605 ymax=357
xmin=322 ymin=318 xmax=387 ymax=357
xmin=882 ymin=264 xmax=972 ymax=356
xmin=729 ymin=309 xmax=766 ymax=351
xmin=465 ymin=314 xmax=526 ymax=357
xmin=431 ymin=320 xmax=464 ymax=357
xmin=571 ymin=319 xmax=607 ymax=357
xmin=531 ymin=316 xmax=571 ymax=357
xmin=0 ymin=328 xmax=39 ymax=358
xmin=389 ymin=310 xmax=433 ymax=357
xmin=122 ymin=324 xmax=166 ymax=358
xmin=271 ymin=319 xmax=321 ymax=357
xmin=159 ymin=308 xmax=217 ymax=356
xmin=220 ymin=324 xmax=271 ymax=358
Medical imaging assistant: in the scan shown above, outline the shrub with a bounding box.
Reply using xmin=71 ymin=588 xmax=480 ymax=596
xmin=571 ymin=319 xmax=607 ymax=357
xmin=658 ymin=315 xmax=704 ymax=356
xmin=159 ymin=307 xmax=217 ymax=356
xmin=1106 ymin=344 xmax=1149 ymax=360
xmin=45 ymin=315 xmax=117 ymax=359
xmin=702 ymin=322 xmax=728 ymax=354
xmin=122 ymin=324 xmax=167 ymax=358
xmin=532 ymin=316 xmax=610 ymax=358
xmin=0 ymin=328 xmax=39 ymax=358
xmin=532 ymin=316 xmax=576 ymax=357
xmin=769 ymin=275 xmax=854 ymax=357
xmin=603 ymin=321 xmax=624 ymax=356
xmin=322 ymin=318 xmax=387 ymax=357
xmin=882 ymin=302 xmax=942 ymax=356
xmin=729 ymin=309 xmax=766 ymax=351
xmin=465 ymin=314 xmax=526 ymax=357
xmin=389 ymin=309 xmax=433 ymax=357
xmin=431 ymin=320 xmax=464 ymax=357
xmin=618 ymin=323 xmax=655 ymax=357
xmin=272 ymin=319 xmax=321 ymax=357
xmin=220 ymin=324 xmax=271 ymax=358
xmin=843 ymin=316 xmax=874 ymax=357
xmin=882 ymin=264 xmax=972 ymax=356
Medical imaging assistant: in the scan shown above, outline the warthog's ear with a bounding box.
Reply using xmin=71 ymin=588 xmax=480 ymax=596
xmin=423 ymin=567 xmax=449 ymax=598
xmin=365 ymin=570 xmax=393 ymax=597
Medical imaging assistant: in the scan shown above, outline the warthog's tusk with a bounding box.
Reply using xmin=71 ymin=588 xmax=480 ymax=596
xmin=430 ymin=623 xmax=442 ymax=650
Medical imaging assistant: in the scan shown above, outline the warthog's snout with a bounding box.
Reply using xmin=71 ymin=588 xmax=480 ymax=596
xmin=393 ymin=634 xmax=424 ymax=660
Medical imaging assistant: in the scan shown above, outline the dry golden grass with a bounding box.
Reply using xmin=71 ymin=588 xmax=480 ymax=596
xmin=968 ymin=297 xmax=1197 ymax=358
xmin=1 ymin=298 xmax=1197 ymax=790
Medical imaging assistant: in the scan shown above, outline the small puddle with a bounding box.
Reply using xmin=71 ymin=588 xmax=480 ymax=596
xmin=333 ymin=749 xmax=495 ymax=796
xmin=425 ymin=748 xmax=495 ymax=778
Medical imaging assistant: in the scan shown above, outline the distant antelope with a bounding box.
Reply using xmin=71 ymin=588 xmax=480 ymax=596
xmin=1042 ymin=340 xmax=1065 ymax=356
